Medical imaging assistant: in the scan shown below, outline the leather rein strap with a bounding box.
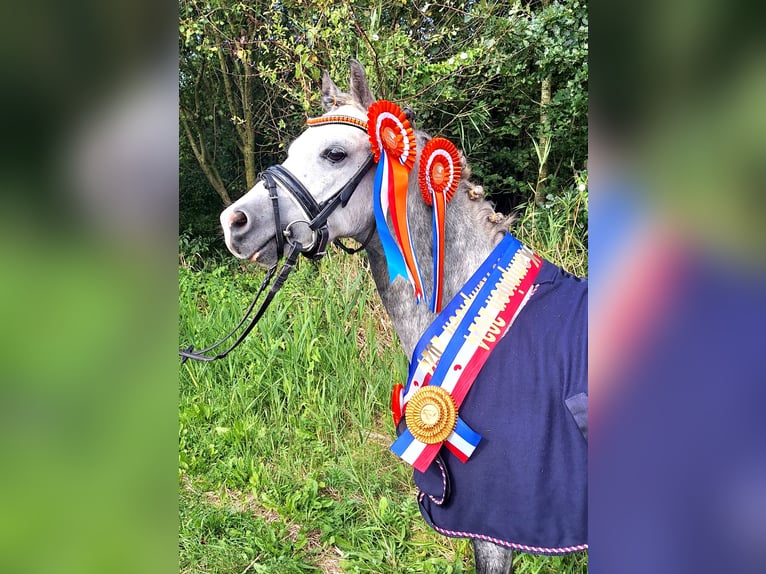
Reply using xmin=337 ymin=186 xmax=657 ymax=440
xmin=180 ymin=115 xmax=374 ymax=363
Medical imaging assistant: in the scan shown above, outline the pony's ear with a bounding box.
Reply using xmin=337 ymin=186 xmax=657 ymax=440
xmin=349 ymin=59 xmax=375 ymax=110
xmin=403 ymin=106 xmax=416 ymax=128
xmin=321 ymin=70 xmax=348 ymax=112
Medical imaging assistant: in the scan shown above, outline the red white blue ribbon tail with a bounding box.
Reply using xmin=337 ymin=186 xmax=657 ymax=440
xmin=390 ymin=428 xmax=441 ymax=473
xmin=429 ymin=188 xmax=447 ymax=312
xmin=390 ymin=415 xmax=480 ymax=471
xmin=390 ymin=159 xmax=425 ymax=300
xmin=373 ymin=153 xmax=409 ymax=282
xmin=444 ymin=418 xmax=482 ymax=463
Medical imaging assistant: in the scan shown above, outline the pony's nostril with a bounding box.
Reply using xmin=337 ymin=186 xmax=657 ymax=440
xmin=230 ymin=210 xmax=248 ymax=228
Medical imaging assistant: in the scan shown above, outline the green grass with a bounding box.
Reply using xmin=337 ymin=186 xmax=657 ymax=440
xmin=513 ymin=182 xmax=588 ymax=278
xmin=179 ymin=189 xmax=588 ymax=573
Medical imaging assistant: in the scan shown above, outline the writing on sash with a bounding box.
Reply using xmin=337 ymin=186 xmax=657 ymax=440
xmin=417 ymin=275 xmax=489 ymax=375
xmin=466 ymin=247 xmax=539 ymax=351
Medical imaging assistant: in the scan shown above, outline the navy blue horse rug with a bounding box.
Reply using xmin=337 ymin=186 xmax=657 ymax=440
xmin=400 ymin=259 xmax=587 ymax=555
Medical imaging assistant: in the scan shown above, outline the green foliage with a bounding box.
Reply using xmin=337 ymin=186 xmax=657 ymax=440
xmin=179 ymin=0 xmax=588 ymax=230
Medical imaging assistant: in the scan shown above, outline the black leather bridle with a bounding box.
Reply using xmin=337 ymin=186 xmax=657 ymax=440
xmin=261 ymin=155 xmax=374 ymax=262
xmin=180 ymin=116 xmax=375 ymax=363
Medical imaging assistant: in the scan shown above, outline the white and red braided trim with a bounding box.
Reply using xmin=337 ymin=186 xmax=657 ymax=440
xmin=426 ymin=518 xmax=588 ymax=555
xmin=416 ymin=457 xmax=448 ymax=506
xmin=414 ymin=469 xmax=587 ymax=554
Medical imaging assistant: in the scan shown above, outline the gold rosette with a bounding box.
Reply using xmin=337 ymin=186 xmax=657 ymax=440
xmin=405 ymin=386 xmax=457 ymax=444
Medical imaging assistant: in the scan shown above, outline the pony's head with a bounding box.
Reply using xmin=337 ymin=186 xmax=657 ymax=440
xmin=220 ymin=60 xmax=382 ymax=267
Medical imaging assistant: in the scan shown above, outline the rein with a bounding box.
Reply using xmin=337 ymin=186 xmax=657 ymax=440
xmin=180 ymin=115 xmax=374 ymax=363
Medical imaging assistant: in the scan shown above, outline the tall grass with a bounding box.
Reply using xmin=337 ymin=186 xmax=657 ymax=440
xmin=514 ymin=175 xmax=588 ymax=278
xmin=179 ymin=186 xmax=588 ymax=573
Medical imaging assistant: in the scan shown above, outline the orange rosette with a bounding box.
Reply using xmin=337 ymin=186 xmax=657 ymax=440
xmin=367 ymin=100 xmax=416 ymax=169
xmin=418 ymin=138 xmax=461 ymax=206
xmin=418 ymin=137 xmax=461 ymax=313
xmin=366 ymin=99 xmax=426 ymax=301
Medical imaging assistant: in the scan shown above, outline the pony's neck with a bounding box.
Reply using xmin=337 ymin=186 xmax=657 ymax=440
xmin=364 ymin=171 xmax=506 ymax=358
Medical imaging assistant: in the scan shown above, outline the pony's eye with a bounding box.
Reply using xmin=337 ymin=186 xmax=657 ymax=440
xmin=323 ymin=147 xmax=347 ymax=163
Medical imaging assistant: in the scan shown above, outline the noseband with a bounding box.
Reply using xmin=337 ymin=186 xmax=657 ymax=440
xmin=261 ymin=150 xmax=374 ymax=261
xmin=180 ymin=115 xmax=375 ymax=362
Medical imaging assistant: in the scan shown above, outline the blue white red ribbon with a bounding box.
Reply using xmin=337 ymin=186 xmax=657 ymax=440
xmin=390 ymin=234 xmax=542 ymax=472
xmin=367 ymin=101 xmax=425 ymax=301
xmin=372 ymin=154 xmax=410 ymax=282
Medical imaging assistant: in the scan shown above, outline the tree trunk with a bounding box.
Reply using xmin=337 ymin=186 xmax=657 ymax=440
xmin=535 ymin=0 xmax=552 ymax=207
xmin=217 ymin=45 xmax=258 ymax=191
xmin=181 ymin=113 xmax=232 ymax=206
xmin=241 ymin=70 xmax=257 ymax=190
xmin=535 ymin=75 xmax=552 ymax=206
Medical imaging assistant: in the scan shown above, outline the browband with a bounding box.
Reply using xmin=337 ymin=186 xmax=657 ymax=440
xmin=306 ymin=115 xmax=368 ymax=131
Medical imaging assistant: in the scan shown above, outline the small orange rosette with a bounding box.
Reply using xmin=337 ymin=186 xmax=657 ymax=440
xmin=418 ymin=137 xmax=462 ymax=312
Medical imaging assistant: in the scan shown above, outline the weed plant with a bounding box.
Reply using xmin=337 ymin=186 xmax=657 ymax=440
xmin=179 ymin=186 xmax=588 ymax=573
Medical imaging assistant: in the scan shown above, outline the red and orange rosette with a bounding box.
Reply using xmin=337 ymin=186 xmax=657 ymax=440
xmin=418 ymin=138 xmax=461 ymax=205
xmin=367 ymin=101 xmax=417 ymax=169
xmin=418 ymin=137 xmax=462 ymax=313
xmin=367 ymin=101 xmax=424 ymax=300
